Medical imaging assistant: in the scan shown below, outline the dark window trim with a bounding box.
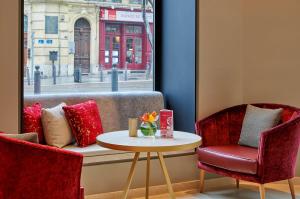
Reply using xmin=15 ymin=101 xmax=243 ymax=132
xmin=154 ymin=0 xmax=198 ymax=133
xmin=20 ymin=0 xmax=24 ymax=132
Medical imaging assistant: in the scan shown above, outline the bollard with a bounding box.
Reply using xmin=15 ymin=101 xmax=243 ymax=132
xmin=52 ymin=61 xmax=56 ymax=85
xmin=111 ymin=64 xmax=118 ymax=92
xmin=99 ymin=65 xmax=104 ymax=82
xmin=34 ymin=65 xmax=41 ymax=94
xmin=26 ymin=66 xmax=30 ymax=85
xmin=145 ymin=63 xmax=150 ymax=80
xmin=124 ymin=62 xmax=128 ymax=81
xmin=74 ymin=67 xmax=82 ymax=83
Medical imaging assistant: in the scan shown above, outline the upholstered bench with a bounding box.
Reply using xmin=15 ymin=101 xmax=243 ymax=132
xmin=24 ymin=91 xmax=164 ymax=164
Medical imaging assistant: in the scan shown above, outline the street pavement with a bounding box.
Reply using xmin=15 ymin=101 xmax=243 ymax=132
xmin=24 ymin=73 xmax=153 ymax=94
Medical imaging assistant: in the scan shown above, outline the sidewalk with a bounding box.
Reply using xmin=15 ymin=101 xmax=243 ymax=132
xmin=24 ymin=73 xmax=153 ymax=94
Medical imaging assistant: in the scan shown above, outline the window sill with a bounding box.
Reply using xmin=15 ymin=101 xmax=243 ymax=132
xmin=83 ymin=149 xmax=196 ymax=166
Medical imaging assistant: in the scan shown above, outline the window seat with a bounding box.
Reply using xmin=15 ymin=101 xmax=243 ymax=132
xmin=63 ymin=143 xmax=129 ymax=157
xmin=24 ymin=91 xmax=165 ymax=165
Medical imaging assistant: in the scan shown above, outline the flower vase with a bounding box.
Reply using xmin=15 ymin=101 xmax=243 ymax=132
xmin=140 ymin=121 xmax=157 ymax=137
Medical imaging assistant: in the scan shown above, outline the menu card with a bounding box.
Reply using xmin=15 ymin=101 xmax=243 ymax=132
xmin=160 ymin=109 xmax=174 ymax=138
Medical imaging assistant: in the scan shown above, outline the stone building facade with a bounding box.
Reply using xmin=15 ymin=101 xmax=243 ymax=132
xmin=24 ymin=0 xmax=152 ymax=79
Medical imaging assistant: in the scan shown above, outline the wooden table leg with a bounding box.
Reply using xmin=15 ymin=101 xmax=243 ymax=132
xmin=122 ymin=152 xmax=140 ymax=199
xmin=146 ymin=152 xmax=151 ymax=199
xmin=157 ymin=152 xmax=176 ymax=199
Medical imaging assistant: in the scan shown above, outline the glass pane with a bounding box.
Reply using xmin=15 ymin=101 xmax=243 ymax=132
xmin=134 ymin=26 xmax=142 ymax=34
xmin=135 ymin=38 xmax=142 ymax=64
xmin=126 ymin=38 xmax=133 ymax=63
xmin=129 ymin=0 xmax=142 ymax=4
xmin=126 ymin=25 xmax=142 ymax=34
xmin=106 ymin=24 xmax=120 ymax=33
xmin=105 ymin=36 xmax=110 ymax=50
xmin=24 ymin=15 xmax=28 ymax=33
xmin=45 ymin=16 xmax=58 ymax=34
xmin=112 ymin=36 xmax=120 ymax=50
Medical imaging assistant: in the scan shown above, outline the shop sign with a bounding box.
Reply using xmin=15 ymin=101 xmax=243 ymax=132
xmin=101 ymin=9 xmax=153 ymax=23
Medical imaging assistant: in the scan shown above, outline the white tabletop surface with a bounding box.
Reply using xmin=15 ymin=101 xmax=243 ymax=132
xmin=96 ymin=130 xmax=202 ymax=152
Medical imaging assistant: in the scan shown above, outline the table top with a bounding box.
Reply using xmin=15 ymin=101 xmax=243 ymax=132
xmin=96 ymin=130 xmax=202 ymax=152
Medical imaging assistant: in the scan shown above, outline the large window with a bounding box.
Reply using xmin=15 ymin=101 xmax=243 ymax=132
xmin=23 ymin=0 xmax=154 ymax=95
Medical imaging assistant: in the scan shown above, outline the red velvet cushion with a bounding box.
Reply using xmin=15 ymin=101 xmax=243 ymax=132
xmin=289 ymin=112 xmax=298 ymax=120
xmin=198 ymin=145 xmax=258 ymax=175
xmin=63 ymin=100 xmax=103 ymax=147
xmin=23 ymin=103 xmax=44 ymax=143
xmin=281 ymin=110 xmax=298 ymax=123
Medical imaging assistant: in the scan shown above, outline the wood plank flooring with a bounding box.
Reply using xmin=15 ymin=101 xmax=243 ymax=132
xmin=134 ymin=180 xmax=300 ymax=199
xmin=87 ymin=177 xmax=300 ymax=199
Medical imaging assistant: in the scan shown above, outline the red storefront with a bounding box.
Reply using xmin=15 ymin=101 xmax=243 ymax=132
xmin=99 ymin=8 xmax=153 ymax=70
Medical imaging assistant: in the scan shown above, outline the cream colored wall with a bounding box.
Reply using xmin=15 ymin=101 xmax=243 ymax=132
xmin=197 ymin=0 xmax=243 ymax=120
xmin=242 ymin=0 xmax=300 ymax=175
xmin=0 ymin=0 xmax=20 ymax=133
xmin=198 ymin=0 xmax=300 ymax=175
xmin=243 ymin=0 xmax=300 ymax=107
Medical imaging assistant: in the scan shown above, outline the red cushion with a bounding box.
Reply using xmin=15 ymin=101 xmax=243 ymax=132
xmin=197 ymin=145 xmax=258 ymax=174
xmin=63 ymin=100 xmax=103 ymax=147
xmin=290 ymin=112 xmax=298 ymax=120
xmin=23 ymin=103 xmax=44 ymax=143
xmin=281 ymin=110 xmax=298 ymax=123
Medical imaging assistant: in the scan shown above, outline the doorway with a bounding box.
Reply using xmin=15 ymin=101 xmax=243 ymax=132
xmin=74 ymin=18 xmax=91 ymax=73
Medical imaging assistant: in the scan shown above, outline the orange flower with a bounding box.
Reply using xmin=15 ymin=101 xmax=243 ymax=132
xmin=140 ymin=111 xmax=159 ymax=123
xmin=141 ymin=113 xmax=149 ymax=122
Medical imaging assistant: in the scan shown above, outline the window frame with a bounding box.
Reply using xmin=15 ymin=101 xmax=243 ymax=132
xmin=20 ymin=0 xmax=157 ymax=99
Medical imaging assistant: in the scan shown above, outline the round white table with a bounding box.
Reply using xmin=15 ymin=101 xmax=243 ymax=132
xmin=97 ymin=130 xmax=202 ymax=199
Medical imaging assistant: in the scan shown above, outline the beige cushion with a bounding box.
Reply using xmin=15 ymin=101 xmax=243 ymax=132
xmin=42 ymin=103 xmax=73 ymax=148
xmin=0 ymin=132 xmax=39 ymax=143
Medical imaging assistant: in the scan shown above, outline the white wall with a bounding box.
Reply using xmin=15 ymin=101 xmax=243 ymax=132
xmin=0 ymin=0 xmax=20 ymax=133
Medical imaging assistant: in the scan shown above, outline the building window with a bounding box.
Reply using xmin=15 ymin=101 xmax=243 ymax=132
xmin=85 ymin=0 xmax=121 ymax=2
xmin=23 ymin=0 xmax=154 ymax=95
xmin=24 ymin=15 xmax=28 ymax=33
xmin=129 ymin=0 xmax=142 ymax=4
xmin=125 ymin=25 xmax=143 ymax=34
xmin=45 ymin=16 xmax=58 ymax=34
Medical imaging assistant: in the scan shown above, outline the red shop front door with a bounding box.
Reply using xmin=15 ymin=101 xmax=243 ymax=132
xmin=125 ymin=36 xmax=143 ymax=70
xmin=104 ymin=24 xmax=121 ymax=69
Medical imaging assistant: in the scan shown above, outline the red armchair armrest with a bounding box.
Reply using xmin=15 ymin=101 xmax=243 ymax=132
xmin=0 ymin=136 xmax=83 ymax=199
xmin=258 ymin=116 xmax=300 ymax=183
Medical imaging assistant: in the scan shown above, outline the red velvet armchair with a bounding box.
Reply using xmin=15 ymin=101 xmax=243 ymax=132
xmin=195 ymin=103 xmax=300 ymax=199
xmin=0 ymin=135 xmax=84 ymax=199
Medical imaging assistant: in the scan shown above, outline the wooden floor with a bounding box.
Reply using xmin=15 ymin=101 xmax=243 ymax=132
xmin=87 ymin=177 xmax=300 ymax=199
xmin=134 ymin=180 xmax=300 ymax=199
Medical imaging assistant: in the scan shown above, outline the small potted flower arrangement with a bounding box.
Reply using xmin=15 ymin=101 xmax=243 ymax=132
xmin=140 ymin=111 xmax=159 ymax=137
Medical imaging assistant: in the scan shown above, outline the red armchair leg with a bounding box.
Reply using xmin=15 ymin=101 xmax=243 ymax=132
xmin=199 ymin=170 xmax=205 ymax=193
xmin=236 ymin=179 xmax=239 ymax=189
xmin=288 ymin=179 xmax=296 ymax=199
xmin=259 ymin=184 xmax=265 ymax=199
